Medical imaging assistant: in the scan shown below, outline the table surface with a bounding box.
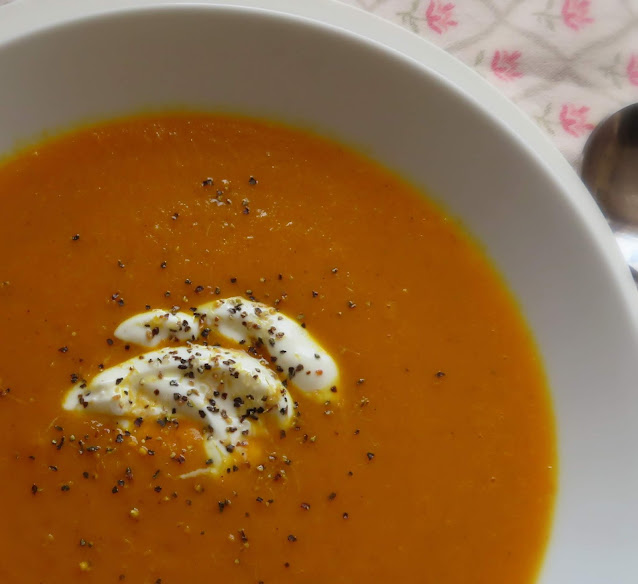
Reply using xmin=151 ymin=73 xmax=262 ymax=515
xmin=2 ymin=0 xmax=637 ymax=169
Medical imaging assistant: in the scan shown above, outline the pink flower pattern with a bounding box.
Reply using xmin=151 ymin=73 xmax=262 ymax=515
xmin=490 ymin=50 xmax=523 ymax=81
xmin=425 ymin=1 xmax=458 ymax=35
xmin=559 ymin=104 xmax=595 ymax=137
xmin=627 ymin=55 xmax=638 ymax=86
xmin=561 ymin=0 xmax=594 ymax=32
xmin=363 ymin=0 xmax=633 ymax=161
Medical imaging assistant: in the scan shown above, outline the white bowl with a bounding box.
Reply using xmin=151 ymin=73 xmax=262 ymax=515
xmin=0 ymin=1 xmax=636 ymax=581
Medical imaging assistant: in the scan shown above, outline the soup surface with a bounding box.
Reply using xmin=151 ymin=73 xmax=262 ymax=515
xmin=0 ymin=114 xmax=555 ymax=583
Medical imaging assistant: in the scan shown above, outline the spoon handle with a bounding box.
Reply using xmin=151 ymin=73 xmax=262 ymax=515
xmin=612 ymin=226 xmax=638 ymax=282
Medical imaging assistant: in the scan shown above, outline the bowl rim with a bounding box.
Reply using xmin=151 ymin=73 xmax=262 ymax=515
xmin=0 ymin=1 xmax=637 ymax=581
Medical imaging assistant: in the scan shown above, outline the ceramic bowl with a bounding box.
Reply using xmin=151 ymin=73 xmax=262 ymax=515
xmin=0 ymin=1 xmax=636 ymax=581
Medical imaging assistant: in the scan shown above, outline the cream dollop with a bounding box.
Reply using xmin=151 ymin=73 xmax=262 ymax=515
xmin=63 ymin=345 xmax=294 ymax=470
xmin=115 ymin=296 xmax=339 ymax=401
xmin=63 ymin=297 xmax=339 ymax=475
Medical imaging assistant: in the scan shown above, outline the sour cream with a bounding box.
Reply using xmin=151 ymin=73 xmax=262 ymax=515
xmin=115 ymin=296 xmax=339 ymax=401
xmin=63 ymin=345 xmax=293 ymax=470
xmin=63 ymin=297 xmax=339 ymax=474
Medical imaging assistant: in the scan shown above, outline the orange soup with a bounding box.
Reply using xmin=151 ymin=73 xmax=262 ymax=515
xmin=0 ymin=114 xmax=555 ymax=583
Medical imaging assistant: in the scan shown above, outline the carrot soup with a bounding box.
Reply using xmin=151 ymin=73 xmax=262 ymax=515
xmin=0 ymin=114 xmax=555 ymax=583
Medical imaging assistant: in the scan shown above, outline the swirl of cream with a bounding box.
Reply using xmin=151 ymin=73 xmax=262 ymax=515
xmin=63 ymin=345 xmax=294 ymax=470
xmin=115 ymin=296 xmax=339 ymax=402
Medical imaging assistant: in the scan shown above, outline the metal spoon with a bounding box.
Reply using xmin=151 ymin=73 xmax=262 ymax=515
xmin=582 ymin=103 xmax=638 ymax=281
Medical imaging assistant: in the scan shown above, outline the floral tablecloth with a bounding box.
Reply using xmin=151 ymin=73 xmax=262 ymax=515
xmin=338 ymin=0 xmax=638 ymax=169
xmin=2 ymin=0 xmax=637 ymax=168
